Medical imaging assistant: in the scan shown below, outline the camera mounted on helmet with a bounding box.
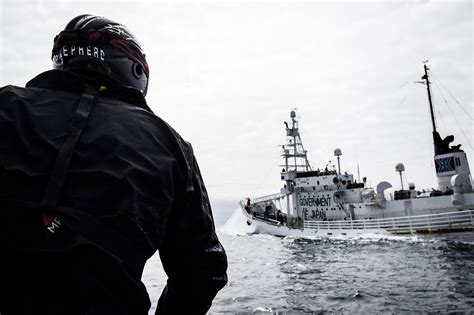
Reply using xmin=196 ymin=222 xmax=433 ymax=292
xmin=52 ymin=15 xmax=149 ymax=96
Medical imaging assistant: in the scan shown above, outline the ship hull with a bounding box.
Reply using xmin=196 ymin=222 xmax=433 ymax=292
xmin=239 ymin=199 xmax=474 ymax=238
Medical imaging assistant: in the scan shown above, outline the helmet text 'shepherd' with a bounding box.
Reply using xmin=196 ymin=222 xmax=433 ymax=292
xmin=53 ymin=45 xmax=105 ymax=64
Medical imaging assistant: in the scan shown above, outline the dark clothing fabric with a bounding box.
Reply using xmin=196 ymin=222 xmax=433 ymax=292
xmin=0 ymin=70 xmax=227 ymax=314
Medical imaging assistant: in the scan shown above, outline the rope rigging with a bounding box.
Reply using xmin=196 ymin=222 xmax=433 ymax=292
xmin=431 ymin=75 xmax=473 ymax=150
xmin=300 ymin=126 xmax=322 ymax=169
xmin=430 ymin=70 xmax=473 ymax=120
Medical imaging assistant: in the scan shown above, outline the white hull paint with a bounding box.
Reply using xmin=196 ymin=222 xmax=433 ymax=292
xmin=240 ymin=202 xmax=474 ymax=238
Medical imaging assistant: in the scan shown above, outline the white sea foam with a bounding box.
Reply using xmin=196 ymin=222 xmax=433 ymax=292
xmin=253 ymin=306 xmax=273 ymax=312
xmin=283 ymin=232 xmax=427 ymax=244
xmin=220 ymin=207 xmax=253 ymax=235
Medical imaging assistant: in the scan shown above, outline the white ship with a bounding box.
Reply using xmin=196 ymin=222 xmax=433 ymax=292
xmin=236 ymin=64 xmax=474 ymax=237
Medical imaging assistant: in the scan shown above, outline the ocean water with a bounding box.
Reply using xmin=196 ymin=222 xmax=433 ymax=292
xmin=143 ymin=213 xmax=474 ymax=314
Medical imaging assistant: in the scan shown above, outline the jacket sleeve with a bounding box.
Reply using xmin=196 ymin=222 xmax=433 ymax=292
xmin=156 ymin=148 xmax=228 ymax=314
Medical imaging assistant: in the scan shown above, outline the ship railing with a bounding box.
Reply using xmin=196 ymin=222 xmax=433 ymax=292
xmin=338 ymin=196 xmax=377 ymax=204
xmin=248 ymin=192 xmax=288 ymax=203
xmin=303 ymin=209 xmax=473 ymax=234
xmin=239 ymin=194 xmax=287 ymax=217
xmin=239 ymin=199 xmax=285 ymax=225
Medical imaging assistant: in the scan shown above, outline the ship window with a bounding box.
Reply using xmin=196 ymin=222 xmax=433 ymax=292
xmin=456 ymin=157 xmax=461 ymax=166
xmin=317 ymin=181 xmax=320 ymax=185
xmin=313 ymin=187 xmax=316 ymax=191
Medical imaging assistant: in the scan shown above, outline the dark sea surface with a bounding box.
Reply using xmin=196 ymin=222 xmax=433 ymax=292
xmin=143 ymin=228 xmax=474 ymax=314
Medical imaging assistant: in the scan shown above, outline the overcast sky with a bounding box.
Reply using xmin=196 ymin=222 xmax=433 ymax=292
xmin=1 ymin=0 xmax=472 ymax=214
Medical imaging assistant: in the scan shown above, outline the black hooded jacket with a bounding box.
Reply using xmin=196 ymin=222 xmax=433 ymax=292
xmin=0 ymin=70 xmax=227 ymax=314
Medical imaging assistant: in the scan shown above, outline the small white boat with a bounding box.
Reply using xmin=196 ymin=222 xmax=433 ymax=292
xmin=234 ymin=64 xmax=474 ymax=237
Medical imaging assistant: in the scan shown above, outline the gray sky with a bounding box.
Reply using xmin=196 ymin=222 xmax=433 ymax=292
xmin=1 ymin=0 xmax=472 ymax=209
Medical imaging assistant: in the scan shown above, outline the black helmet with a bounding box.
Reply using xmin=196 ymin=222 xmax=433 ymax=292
xmin=52 ymin=14 xmax=149 ymax=96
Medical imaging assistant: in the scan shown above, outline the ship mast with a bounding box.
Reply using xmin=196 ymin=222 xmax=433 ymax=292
xmin=419 ymin=63 xmax=472 ymax=193
xmin=282 ymin=110 xmax=312 ymax=172
xmin=421 ymin=62 xmax=452 ymax=155
xmin=422 ymin=63 xmax=437 ymax=133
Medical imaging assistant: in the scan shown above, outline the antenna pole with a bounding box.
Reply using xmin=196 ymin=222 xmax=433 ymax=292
xmin=399 ymin=171 xmax=404 ymax=190
xmin=337 ymin=156 xmax=341 ymax=175
xmin=292 ymin=116 xmax=297 ymax=170
xmin=423 ymin=63 xmax=437 ymax=133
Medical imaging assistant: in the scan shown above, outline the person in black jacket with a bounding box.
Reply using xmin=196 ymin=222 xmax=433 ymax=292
xmin=0 ymin=14 xmax=227 ymax=315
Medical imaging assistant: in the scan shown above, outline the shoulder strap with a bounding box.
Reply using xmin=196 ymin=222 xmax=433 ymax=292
xmin=41 ymin=87 xmax=98 ymax=211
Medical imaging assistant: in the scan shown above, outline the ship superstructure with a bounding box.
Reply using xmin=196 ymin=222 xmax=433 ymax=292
xmin=236 ymin=64 xmax=474 ymax=237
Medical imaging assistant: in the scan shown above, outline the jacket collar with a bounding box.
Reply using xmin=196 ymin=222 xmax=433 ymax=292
xmin=26 ymin=70 xmax=153 ymax=113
